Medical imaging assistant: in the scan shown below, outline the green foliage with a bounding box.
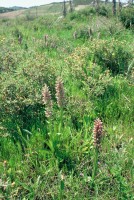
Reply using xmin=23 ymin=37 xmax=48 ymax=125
xmin=69 ymin=6 xmax=111 ymax=21
xmin=88 ymin=39 xmax=133 ymax=74
xmin=69 ymin=8 xmax=96 ymax=20
xmin=65 ymin=39 xmax=133 ymax=75
xmin=96 ymin=6 xmax=109 ymax=17
xmin=120 ymin=7 xmax=134 ymax=29
xmin=0 ymin=52 xmax=56 ymax=133
xmin=75 ymin=25 xmax=90 ymax=39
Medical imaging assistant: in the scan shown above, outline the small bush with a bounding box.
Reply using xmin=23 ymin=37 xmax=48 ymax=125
xmin=75 ymin=26 xmax=90 ymax=39
xmin=88 ymin=39 xmax=133 ymax=74
xmin=120 ymin=7 xmax=134 ymax=29
xmin=69 ymin=6 xmax=110 ymax=21
xmin=25 ymin=14 xmax=36 ymax=21
xmin=66 ymin=39 xmax=133 ymax=75
xmin=62 ymin=22 xmax=73 ymax=30
xmin=65 ymin=46 xmax=112 ymax=95
xmin=0 ymin=53 xmax=56 ymax=133
xmin=96 ymin=6 xmax=109 ymax=17
xmin=80 ymin=7 xmax=96 ymax=16
xmin=69 ymin=8 xmax=96 ymax=21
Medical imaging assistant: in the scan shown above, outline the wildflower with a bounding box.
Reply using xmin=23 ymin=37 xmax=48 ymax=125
xmin=93 ymin=118 xmax=103 ymax=148
xmin=61 ymin=174 xmax=65 ymax=180
xmin=42 ymin=84 xmax=51 ymax=104
xmin=11 ymin=182 xmax=15 ymax=187
xmin=42 ymin=84 xmax=53 ymax=118
xmin=3 ymin=160 xmax=7 ymax=167
xmin=55 ymin=77 xmax=65 ymax=108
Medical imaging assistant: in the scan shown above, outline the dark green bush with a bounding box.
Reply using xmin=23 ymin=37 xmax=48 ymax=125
xmin=120 ymin=7 xmax=134 ymax=29
xmin=70 ymin=12 xmax=80 ymax=20
xmin=96 ymin=6 xmax=109 ymax=17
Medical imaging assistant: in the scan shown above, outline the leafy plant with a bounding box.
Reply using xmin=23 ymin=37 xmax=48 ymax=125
xmin=119 ymin=7 xmax=134 ymax=29
xmin=88 ymin=39 xmax=133 ymax=74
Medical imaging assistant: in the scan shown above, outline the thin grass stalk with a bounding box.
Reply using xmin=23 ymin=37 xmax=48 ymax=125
xmin=55 ymin=77 xmax=65 ymax=131
xmin=42 ymin=84 xmax=53 ymax=119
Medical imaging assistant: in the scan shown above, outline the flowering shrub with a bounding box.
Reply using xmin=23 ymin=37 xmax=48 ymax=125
xmin=65 ymin=39 xmax=133 ymax=76
xmin=88 ymin=39 xmax=133 ymax=74
xmin=65 ymin=46 xmax=112 ymax=97
xmin=64 ymin=46 xmax=90 ymax=80
xmin=0 ymin=53 xmax=56 ymax=130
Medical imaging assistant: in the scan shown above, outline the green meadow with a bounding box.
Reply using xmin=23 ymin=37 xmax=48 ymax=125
xmin=0 ymin=3 xmax=134 ymax=199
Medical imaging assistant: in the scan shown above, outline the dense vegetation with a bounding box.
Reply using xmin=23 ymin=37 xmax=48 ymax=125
xmin=0 ymin=4 xmax=134 ymax=200
xmin=0 ymin=7 xmax=15 ymax=13
xmin=0 ymin=6 xmax=26 ymax=14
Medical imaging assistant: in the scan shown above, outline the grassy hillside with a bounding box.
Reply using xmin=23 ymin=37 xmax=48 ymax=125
xmin=0 ymin=3 xmax=65 ymax=18
xmin=0 ymin=5 xmax=134 ymax=199
xmin=0 ymin=1 xmax=92 ymax=19
xmin=25 ymin=3 xmax=64 ymax=16
xmin=74 ymin=0 xmax=93 ymax=6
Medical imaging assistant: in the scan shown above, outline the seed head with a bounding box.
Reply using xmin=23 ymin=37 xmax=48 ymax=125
xmin=3 ymin=160 xmax=7 ymax=167
xmin=93 ymin=118 xmax=103 ymax=148
xmin=42 ymin=84 xmax=53 ymax=118
xmin=45 ymin=103 xmax=53 ymax=118
xmin=55 ymin=77 xmax=65 ymax=108
xmin=42 ymin=84 xmax=51 ymax=105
